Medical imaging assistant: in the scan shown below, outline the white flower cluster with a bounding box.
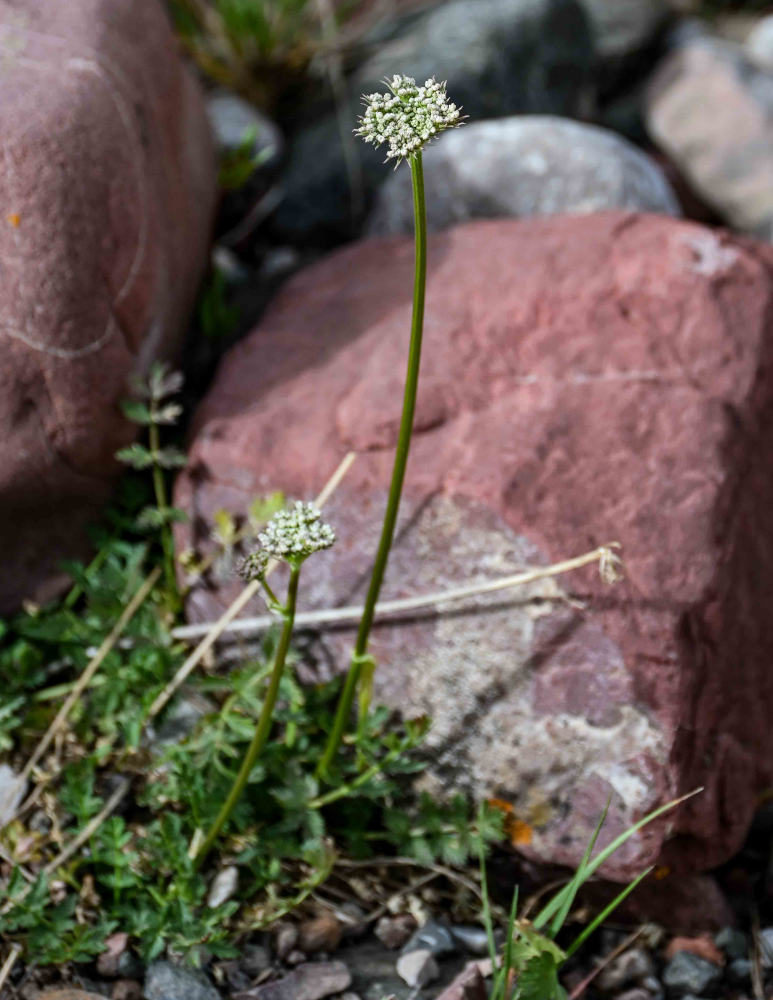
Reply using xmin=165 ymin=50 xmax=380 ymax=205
xmin=255 ymin=501 xmax=335 ymax=566
xmin=355 ymin=75 xmax=461 ymax=162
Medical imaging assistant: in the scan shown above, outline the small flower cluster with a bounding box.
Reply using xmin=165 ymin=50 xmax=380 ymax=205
xmin=355 ymin=75 xmax=461 ymax=163
xmin=240 ymin=502 xmax=335 ymax=580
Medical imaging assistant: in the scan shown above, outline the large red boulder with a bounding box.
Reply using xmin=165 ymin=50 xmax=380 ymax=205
xmin=175 ymin=213 xmax=773 ymax=879
xmin=0 ymin=0 xmax=216 ymax=611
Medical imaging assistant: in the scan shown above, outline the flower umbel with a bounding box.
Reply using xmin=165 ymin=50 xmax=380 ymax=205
xmin=355 ymin=75 xmax=462 ymax=163
xmin=253 ymin=501 xmax=335 ymax=568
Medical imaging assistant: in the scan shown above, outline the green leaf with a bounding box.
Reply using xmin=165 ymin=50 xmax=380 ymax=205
xmin=517 ymin=952 xmax=566 ymax=1000
xmin=121 ymin=400 xmax=154 ymax=425
xmin=116 ymin=444 xmax=154 ymax=469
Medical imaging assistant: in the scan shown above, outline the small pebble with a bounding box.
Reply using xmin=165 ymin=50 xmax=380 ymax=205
xmin=449 ymin=925 xmax=490 ymax=956
xmin=662 ymin=952 xmax=722 ymax=997
xmin=232 ymin=961 xmax=351 ymax=1000
xmin=286 ymin=950 xmax=307 ymax=966
xmin=208 ymin=866 xmax=239 ymax=908
xmin=274 ymin=924 xmax=298 ymax=960
xmin=714 ymin=927 xmax=747 ymax=960
xmin=374 ymin=914 xmax=417 ymax=950
xmin=597 ymin=947 xmax=655 ymax=992
xmin=612 ymin=990 xmax=651 ymax=1000
xmin=758 ymin=926 xmax=773 ymax=968
xmin=144 ymin=960 xmax=222 ymax=1000
xmin=112 ymin=982 xmax=143 ymax=1000
xmin=726 ymin=957 xmax=751 ymax=985
xmin=640 ymin=975 xmax=664 ymax=1000
xmin=402 ymin=920 xmax=456 ymax=957
xmin=242 ymin=943 xmax=272 ymax=976
xmin=298 ymin=913 xmax=343 ymax=953
xmin=396 ymin=948 xmax=440 ymax=988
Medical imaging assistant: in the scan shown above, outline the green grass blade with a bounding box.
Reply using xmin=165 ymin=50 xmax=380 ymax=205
xmin=543 ymin=800 xmax=609 ymax=937
xmin=534 ymin=788 xmax=700 ymax=933
xmin=564 ymin=866 xmax=652 ymax=960
xmin=478 ymin=809 xmax=498 ymax=968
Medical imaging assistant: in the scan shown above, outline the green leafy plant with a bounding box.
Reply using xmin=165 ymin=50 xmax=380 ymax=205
xmin=116 ymin=362 xmax=188 ymax=603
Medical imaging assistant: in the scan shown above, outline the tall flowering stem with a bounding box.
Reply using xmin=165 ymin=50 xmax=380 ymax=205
xmin=195 ymin=503 xmax=335 ymax=867
xmin=319 ymin=76 xmax=461 ymax=776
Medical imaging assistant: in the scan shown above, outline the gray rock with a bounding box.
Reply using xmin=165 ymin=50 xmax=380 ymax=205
xmin=612 ymin=990 xmax=652 ymax=1000
xmin=402 ymin=921 xmax=456 ymax=957
xmin=449 ymin=925 xmax=490 ymax=956
xmin=578 ymin=0 xmax=671 ymax=59
xmin=714 ymin=926 xmax=747 ymax=960
xmin=726 ymin=957 xmax=751 ymax=985
xmin=208 ymin=91 xmax=282 ymax=165
xmin=207 ymin=90 xmax=283 ymax=244
xmin=367 ymin=116 xmax=680 ymax=236
xmin=0 ymin=765 xmax=25 ymax=826
xmin=272 ymin=0 xmax=595 ymax=243
xmin=144 ymin=960 xmax=222 ymax=1000
xmin=597 ymin=947 xmax=656 ymax=992
xmin=232 ymin=961 xmax=351 ymax=1000
xmin=646 ymin=35 xmax=773 ymax=241
xmin=207 ymin=865 xmax=239 ymax=908
xmin=396 ymin=948 xmax=440 ymax=988
xmin=661 ymin=952 xmax=722 ymax=997
xmin=241 ymin=943 xmax=272 ymax=976
xmin=747 ymin=15 xmax=773 ymax=73
xmin=759 ymin=926 xmax=773 ymax=967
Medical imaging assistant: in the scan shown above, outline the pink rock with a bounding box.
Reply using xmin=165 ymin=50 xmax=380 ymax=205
xmin=0 ymin=0 xmax=216 ymax=611
xmin=176 ymin=213 xmax=773 ymax=879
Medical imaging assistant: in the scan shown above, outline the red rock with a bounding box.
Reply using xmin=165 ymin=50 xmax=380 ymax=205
xmin=0 ymin=0 xmax=216 ymax=612
xmin=665 ymin=934 xmax=725 ymax=966
xmin=176 ymin=213 xmax=773 ymax=879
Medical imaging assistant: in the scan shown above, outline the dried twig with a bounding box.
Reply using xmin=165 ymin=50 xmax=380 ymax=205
xmin=568 ymin=926 xmax=644 ymax=1000
xmin=42 ymin=778 xmax=130 ymax=876
xmin=0 ymin=942 xmax=22 ymax=996
xmin=146 ymin=452 xmax=357 ymax=721
xmin=172 ymin=543 xmax=623 ymax=643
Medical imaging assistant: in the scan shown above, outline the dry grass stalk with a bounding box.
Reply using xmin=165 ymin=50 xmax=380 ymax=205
xmin=172 ymin=543 xmax=623 ymax=643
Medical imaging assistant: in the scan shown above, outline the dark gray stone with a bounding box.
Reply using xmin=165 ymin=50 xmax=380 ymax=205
xmin=726 ymin=957 xmax=751 ymax=985
xmin=578 ymin=0 xmax=670 ymax=59
xmin=271 ymin=0 xmax=595 ymax=244
xmin=714 ymin=926 xmax=747 ymax=960
xmin=402 ymin=921 xmax=456 ymax=957
xmin=759 ymin=926 xmax=773 ymax=968
xmin=661 ymin=952 xmax=722 ymax=997
xmin=449 ymin=925 xmax=490 ymax=956
xmin=367 ymin=116 xmax=680 ymax=236
xmin=597 ymin=947 xmax=656 ymax=992
xmin=144 ymin=961 xmax=222 ymax=1000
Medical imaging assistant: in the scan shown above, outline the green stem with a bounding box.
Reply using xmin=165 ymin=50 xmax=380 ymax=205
xmin=149 ymin=422 xmax=177 ymax=600
xmin=194 ymin=565 xmax=301 ymax=868
xmin=318 ymin=151 xmax=427 ymax=777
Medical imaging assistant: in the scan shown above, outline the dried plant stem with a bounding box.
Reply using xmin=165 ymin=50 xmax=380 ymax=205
xmin=1 ymin=567 xmax=160 ymax=834
xmin=318 ymin=152 xmax=427 ymax=777
xmin=193 ymin=567 xmax=301 ymax=868
xmin=145 ymin=451 xmax=356 ymax=723
xmin=172 ymin=544 xmax=620 ymax=642
xmin=0 ymin=943 xmax=22 ymax=994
